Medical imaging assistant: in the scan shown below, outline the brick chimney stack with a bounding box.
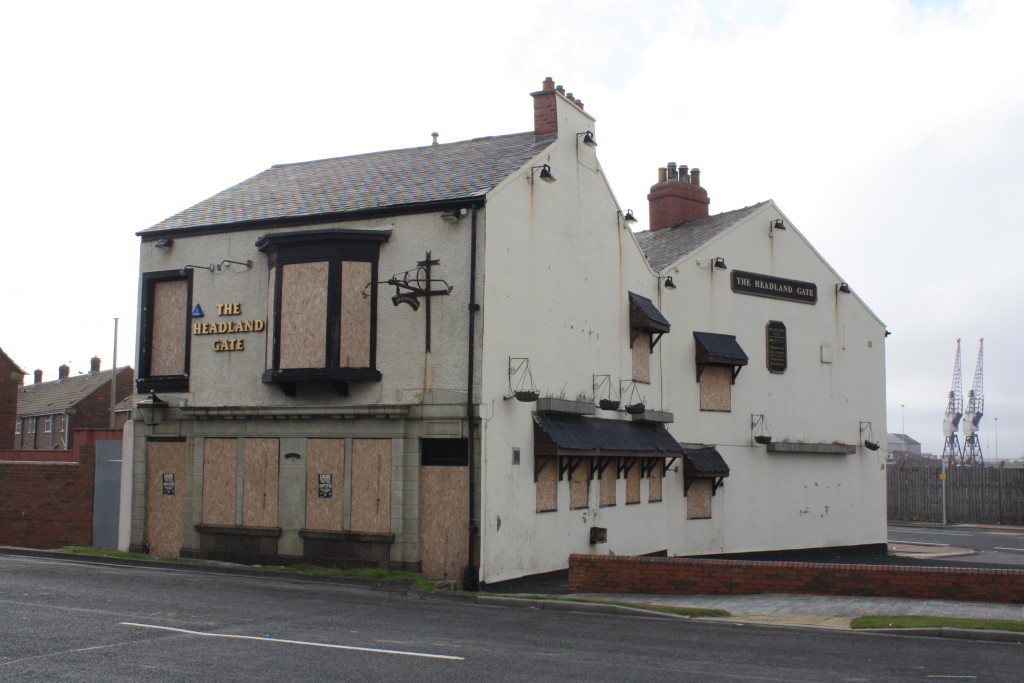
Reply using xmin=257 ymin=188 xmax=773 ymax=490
xmin=90 ymin=356 xmax=101 ymax=374
xmin=34 ymin=369 xmax=43 ymax=384
xmin=532 ymin=76 xmax=588 ymax=140
xmin=647 ymin=162 xmax=710 ymax=231
xmin=59 ymin=364 xmax=70 ymax=380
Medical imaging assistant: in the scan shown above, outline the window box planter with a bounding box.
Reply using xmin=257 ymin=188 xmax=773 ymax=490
xmin=767 ymin=441 xmax=856 ymax=455
xmin=536 ymin=397 xmax=597 ymax=415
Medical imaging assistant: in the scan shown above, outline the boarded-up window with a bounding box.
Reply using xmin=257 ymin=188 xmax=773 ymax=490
xmin=536 ymin=457 xmax=557 ymax=512
xmin=569 ymin=462 xmax=589 ymax=509
xmin=202 ymin=438 xmax=238 ymax=525
xmin=145 ymin=440 xmax=186 ymax=558
xmin=351 ymin=438 xmax=391 ymax=533
xmin=687 ymin=479 xmax=713 ymax=519
xmin=279 ymin=262 xmax=328 ymax=369
xmin=242 ymin=438 xmax=279 ymax=528
xmin=649 ymin=461 xmax=663 ymax=503
xmin=306 ymin=439 xmax=345 ymax=532
xmin=138 ymin=270 xmax=191 ymax=391
xmin=699 ymin=365 xmax=733 ymax=412
xmin=632 ymin=332 xmax=651 ymax=382
xmin=340 ymin=261 xmax=372 ymax=368
xmin=599 ymin=464 xmax=616 ymax=507
xmin=625 ymin=462 xmax=641 ymax=504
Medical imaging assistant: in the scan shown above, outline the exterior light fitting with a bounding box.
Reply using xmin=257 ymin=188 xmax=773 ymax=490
xmin=771 ymin=219 xmax=787 ymax=232
xmin=155 ymin=238 xmax=174 ymax=248
xmin=837 ymin=283 xmax=851 ymax=294
xmin=440 ymin=209 xmax=463 ymax=222
xmin=713 ymin=257 xmax=727 ymax=270
xmin=530 ymin=164 xmax=556 ymax=184
xmin=136 ymin=390 xmax=169 ymax=427
xmin=577 ymin=131 xmax=597 ymax=147
xmin=662 ymin=276 xmax=677 ymax=290
xmin=619 ymin=209 xmax=638 ymax=225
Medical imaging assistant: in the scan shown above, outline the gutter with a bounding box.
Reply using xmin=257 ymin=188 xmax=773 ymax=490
xmin=464 ymin=203 xmax=482 ymax=590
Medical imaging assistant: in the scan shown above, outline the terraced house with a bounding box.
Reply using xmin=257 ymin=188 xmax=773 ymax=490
xmin=129 ymin=78 xmax=887 ymax=588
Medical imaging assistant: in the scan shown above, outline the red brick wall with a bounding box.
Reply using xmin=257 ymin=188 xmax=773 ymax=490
xmin=0 ymin=362 xmax=21 ymax=449
xmin=569 ymin=553 xmax=1024 ymax=605
xmin=0 ymin=443 xmax=95 ymax=548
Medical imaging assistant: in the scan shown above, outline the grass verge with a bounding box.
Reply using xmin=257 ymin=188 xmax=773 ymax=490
xmin=851 ymin=615 xmax=1024 ymax=632
xmin=484 ymin=594 xmax=730 ymax=618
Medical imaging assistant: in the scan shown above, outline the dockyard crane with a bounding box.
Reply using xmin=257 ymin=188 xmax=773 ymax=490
xmin=961 ymin=338 xmax=985 ymax=466
xmin=942 ymin=339 xmax=964 ymax=466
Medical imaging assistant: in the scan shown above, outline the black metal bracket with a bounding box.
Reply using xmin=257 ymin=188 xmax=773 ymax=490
xmin=362 ymin=251 xmax=453 ymax=352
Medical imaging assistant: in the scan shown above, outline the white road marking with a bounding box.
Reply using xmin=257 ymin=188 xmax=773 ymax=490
xmin=993 ymin=547 xmax=1024 ymax=553
xmin=888 ymin=529 xmax=973 ymax=536
xmin=120 ymin=622 xmax=464 ymax=661
xmin=891 ymin=541 xmax=950 ymax=547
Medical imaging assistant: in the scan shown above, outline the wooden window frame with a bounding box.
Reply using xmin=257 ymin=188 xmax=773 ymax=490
xmin=137 ymin=269 xmax=193 ymax=393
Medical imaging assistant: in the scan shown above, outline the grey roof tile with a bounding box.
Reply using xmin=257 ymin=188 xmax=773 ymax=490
xmin=17 ymin=367 xmax=132 ymax=416
xmin=143 ymin=133 xmax=554 ymax=233
xmin=635 ymin=201 xmax=769 ymax=271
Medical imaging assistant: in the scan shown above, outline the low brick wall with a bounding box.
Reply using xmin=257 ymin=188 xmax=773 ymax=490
xmin=569 ymin=553 xmax=1024 ymax=605
xmin=0 ymin=444 xmax=95 ymax=549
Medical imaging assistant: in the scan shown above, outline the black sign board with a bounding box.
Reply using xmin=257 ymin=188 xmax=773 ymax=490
xmin=732 ymin=270 xmax=817 ymax=304
xmin=766 ymin=321 xmax=787 ymax=374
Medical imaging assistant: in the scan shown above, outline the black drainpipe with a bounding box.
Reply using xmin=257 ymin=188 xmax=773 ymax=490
xmin=464 ymin=203 xmax=481 ymax=590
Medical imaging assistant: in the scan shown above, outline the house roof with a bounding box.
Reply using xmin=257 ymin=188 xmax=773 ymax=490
xmin=888 ymin=433 xmax=921 ymax=447
xmin=0 ymin=347 xmax=25 ymax=375
xmin=17 ymin=367 xmax=132 ymax=416
xmin=635 ymin=201 xmax=769 ymax=271
xmin=141 ymin=133 xmax=554 ymax=235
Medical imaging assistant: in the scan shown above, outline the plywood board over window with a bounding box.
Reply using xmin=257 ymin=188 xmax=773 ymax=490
xmin=242 ymin=438 xmax=280 ymax=528
xmin=699 ymin=365 xmax=733 ymax=412
xmin=648 ymin=461 xmax=663 ymax=503
xmin=351 ymin=439 xmax=391 ymax=533
xmin=202 ymin=438 xmax=238 ymax=525
xmin=687 ymin=479 xmax=713 ymax=519
xmin=280 ymin=261 xmax=328 ymax=369
xmin=340 ymin=261 xmax=371 ymax=368
xmin=599 ymin=465 xmax=616 ymax=507
xmin=625 ymin=462 xmax=641 ymax=504
xmin=631 ymin=331 xmax=651 ymax=382
xmin=306 ymin=439 xmax=345 ymax=532
xmin=151 ymin=279 xmax=187 ymax=376
xmin=536 ymin=458 xmax=557 ymax=512
xmin=569 ymin=462 xmax=590 ymax=509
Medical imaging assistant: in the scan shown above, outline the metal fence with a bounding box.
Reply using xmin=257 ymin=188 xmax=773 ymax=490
xmin=887 ymin=466 xmax=1024 ymax=525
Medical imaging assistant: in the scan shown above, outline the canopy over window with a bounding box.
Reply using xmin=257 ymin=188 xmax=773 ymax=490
xmin=629 ymin=292 xmax=671 ymax=350
xmin=681 ymin=444 xmax=729 ymax=496
xmin=693 ymin=331 xmax=748 ymax=383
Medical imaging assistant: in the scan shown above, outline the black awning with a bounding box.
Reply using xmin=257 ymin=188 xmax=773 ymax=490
xmin=629 ymin=292 xmax=671 ymax=334
xmin=534 ymin=413 xmax=684 ymax=457
xmin=693 ymin=331 xmax=748 ymax=383
xmin=681 ymin=445 xmax=730 ymax=478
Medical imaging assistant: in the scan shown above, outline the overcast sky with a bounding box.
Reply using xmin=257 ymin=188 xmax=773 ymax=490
xmin=2 ymin=0 xmax=1021 ymax=460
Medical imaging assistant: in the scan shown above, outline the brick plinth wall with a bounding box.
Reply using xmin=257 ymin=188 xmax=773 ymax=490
xmin=0 ymin=444 xmax=95 ymax=548
xmin=569 ymin=553 xmax=1024 ymax=605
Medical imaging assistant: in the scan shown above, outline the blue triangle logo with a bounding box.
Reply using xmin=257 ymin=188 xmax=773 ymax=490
xmin=192 ymin=304 xmax=204 ymax=318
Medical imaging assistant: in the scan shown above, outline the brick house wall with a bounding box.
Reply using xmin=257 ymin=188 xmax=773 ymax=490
xmin=0 ymin=353 xmax=23 ymax=450
xmin=0 ymin=443 xmax=96 ymax=548
xmin=66 ymin=368 xmax=134 ymax=448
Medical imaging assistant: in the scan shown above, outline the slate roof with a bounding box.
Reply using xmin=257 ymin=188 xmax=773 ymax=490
xmin=142 ymin=133 xmax=554 ymax=234
xmin=534 ymin=413 xmax=684 ymax=454
xmin=693 ymin=332 xmax=749 ymax=363
xmin=635 ymin=201 xmax=770 ymax=271
xmin=17 ymin=367 xmax=132 ymax=416
xmin=681 ymin=446 xmax=730 ymax=477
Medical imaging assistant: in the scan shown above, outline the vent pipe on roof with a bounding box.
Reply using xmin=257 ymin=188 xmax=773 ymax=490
xmin=431 ymin=132 xmax=439 ymax=146
xmin=59 ymin=364 xmax=70 ymax=380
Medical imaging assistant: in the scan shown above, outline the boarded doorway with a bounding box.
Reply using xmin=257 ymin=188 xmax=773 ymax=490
xmin=419 ymin=439 xmax=468 ymax=583
xmin=145 ymin=440 xmax=186 ymax=558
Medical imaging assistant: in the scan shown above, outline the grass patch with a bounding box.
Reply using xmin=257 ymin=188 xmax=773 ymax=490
xmin=484 ymin=594 xmax=730 ymax=618
xmin=279 ymin=565 xmax=437 ymax=591
xmin=62 ymin=546 xmax=174 ymax=561
xmin=851 ymin=615 xmax=1024 ymax=632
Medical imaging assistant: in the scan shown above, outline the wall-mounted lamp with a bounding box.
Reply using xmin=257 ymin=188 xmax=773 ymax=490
xmin=180 ymin=264 xmax=216 ymax=276
xmin=618 ymin=209 xmax=638 ymax=226
xmin=155 ymin=238 xmax=174 ymax=249
xmin=218 ymin=259 xmax=252 ymax=270
xmin=770 ymin=219 xmax=787 ymax=234
xmin=836 ymin=283 xmax=851 ymax=294
xmin=440 ymin=209 xmax=464 ymax=222
xmin=713 ymin=257 xmax=728 ymax=270
xmin=660 ymin=275 xmax=677 ymax=290
xmin=577 ymin=131 xmax=598 ymax=147
xmin=136 ymin=391 xmax=169 ymax=427
xmin=529 ymin=164 xmax=556 ymax=184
